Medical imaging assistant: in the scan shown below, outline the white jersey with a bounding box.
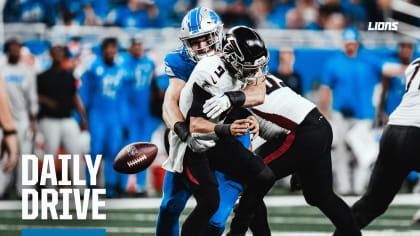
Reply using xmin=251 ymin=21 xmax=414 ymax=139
xmin=1 ymin=63 xmax=38 ymax=123
xmin=162 ymin=55 xmax=246 ymax=173
xmin=389 ymin=58 xmax=420 ymax=128
xmin=252 ymin=75 xmax=315 ymax=132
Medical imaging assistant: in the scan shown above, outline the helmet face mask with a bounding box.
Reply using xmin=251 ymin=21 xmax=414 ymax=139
xmin=180 ymin=7 xmax=223 ymax=62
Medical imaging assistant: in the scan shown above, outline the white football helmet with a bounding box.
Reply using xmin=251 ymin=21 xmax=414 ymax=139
xmin=180 ymin=7 xmax=224 ymax=62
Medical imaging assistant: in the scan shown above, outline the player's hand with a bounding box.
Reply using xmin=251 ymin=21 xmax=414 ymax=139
xmin=1 ymin=133 xmax=19 ymax=173
xmin=203 ymin=94 xmax=231 ymax=119
xmin=230 ymin=119 xmax=249 ymax=136
xmin=247 ymin=116 xmax=259 ymax=141
xmin=186 ymin=135 xmax=215 ymax=153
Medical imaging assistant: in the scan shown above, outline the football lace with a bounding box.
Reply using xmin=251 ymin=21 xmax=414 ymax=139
xmin=127 ymin=154 xmax=147 ymax=167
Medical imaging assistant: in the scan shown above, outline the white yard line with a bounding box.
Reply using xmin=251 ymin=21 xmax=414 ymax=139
xmin=1 ymin=224 xmax=420 ymax=236
xmin=1 ymin=194 xmax=419 ymax=210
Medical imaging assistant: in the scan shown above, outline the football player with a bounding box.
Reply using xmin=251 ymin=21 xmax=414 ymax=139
xmin=157 ymin=8 xmax=266 ymax=236
xmin=120 ymin=34 xmax=157 ymax=195
xmin=210 ymin=73 xmax=361 ymax=236
xmin=80 ymin=38 xmax=125 ymax=197
xmin=162 ymin=26 xmax=276 ymax=236
xmin=333 ymin=57 xmax=420 ymax=235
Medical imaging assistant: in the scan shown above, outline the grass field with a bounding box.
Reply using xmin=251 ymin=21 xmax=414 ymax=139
xmin=1 ymin=195 xmax=420 ymax=236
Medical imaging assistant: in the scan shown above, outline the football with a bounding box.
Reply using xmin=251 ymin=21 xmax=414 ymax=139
xmin=113 ymin=142 xmax=158 ymax=174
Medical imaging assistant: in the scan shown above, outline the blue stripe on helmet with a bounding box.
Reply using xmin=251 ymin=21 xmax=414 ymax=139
xmin=188 ymin=8 xmax=200 ymax=33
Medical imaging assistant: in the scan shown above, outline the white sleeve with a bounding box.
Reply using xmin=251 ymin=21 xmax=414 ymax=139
xmin=253 ymin=112 xmax=290 ymax=140
xmin=189 ymin=70 xmax=219 ymax=95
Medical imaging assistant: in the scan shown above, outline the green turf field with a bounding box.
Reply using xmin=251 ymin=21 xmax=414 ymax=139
xmin=1 ymin=196 xmax=420 ymax=236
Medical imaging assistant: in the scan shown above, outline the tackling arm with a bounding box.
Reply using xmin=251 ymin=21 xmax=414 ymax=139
xmin=241 ymin=72 xmax=266 ymax=107
xmin=162 ymin=78 xmax=186 ymax=130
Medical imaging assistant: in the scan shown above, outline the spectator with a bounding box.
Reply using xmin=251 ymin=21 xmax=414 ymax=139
xmin=79 ymin=37 xmax=125 ymax=198
xmin=0 ymin=38 xmax=38 ymax=198
xmin=295 ymin=0 xmax=318 ymax=27
xmin=305 ymin=4 xmax=341 ymax=30
xmin=121 ymin=35 xmax=157 ymax=196
xmin=105 ymin=0 xmax=165 ymax=29
xmin=324 ymin=12 xmax=345 ymax=30
xmin=0 ymin=76 xmax=19 ymax=199
xmin=37 ymin=44 xmax=89 ymax=190
xmin=377 ymin=38 xmax=415 ymax=125
xmin=319 ymin=28 xmax=380 ymax=195
xmin=272 ymin=47 xmax=302 ymax=94
xmin=216 ymin=0 xmax=255 ymax=27
xmin=18 ymin=0 xmax=59 ymax=26
xmin=341 ymin=0 xmax=368 ymax=29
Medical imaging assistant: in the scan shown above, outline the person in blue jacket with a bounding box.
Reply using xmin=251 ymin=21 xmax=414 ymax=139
xmin=80 ymin=37 xmax=125 ymax=197
xmin=121 ymin=35 xmax=159 ymax=195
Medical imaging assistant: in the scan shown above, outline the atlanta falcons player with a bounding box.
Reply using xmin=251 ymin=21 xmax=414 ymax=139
xmin=162 ymin=26 xmax=276 ymax=236
xmin=204 ymin=72 xmax=362 ymax=235
xmin=333 ymin=57 xmax=420 ymax=235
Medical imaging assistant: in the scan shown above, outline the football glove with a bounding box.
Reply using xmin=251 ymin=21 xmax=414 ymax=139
xmin=203 ymin=94 xmax=231 ymax=119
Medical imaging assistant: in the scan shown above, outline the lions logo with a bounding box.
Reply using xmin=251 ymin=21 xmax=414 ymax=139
xmin=127 ymin=145 xmax=138 ymax=158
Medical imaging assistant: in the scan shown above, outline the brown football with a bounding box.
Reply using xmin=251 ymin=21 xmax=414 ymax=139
xmin=113 ymin=142 xmax=158 ymax=174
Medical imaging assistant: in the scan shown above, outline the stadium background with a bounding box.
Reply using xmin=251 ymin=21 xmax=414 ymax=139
xmin=0 ymin=0 xmax=420 ymax=235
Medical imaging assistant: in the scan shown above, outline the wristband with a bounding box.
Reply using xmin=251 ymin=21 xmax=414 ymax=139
xmin=3 ymin=129 xmax=17 ymax=136
xmin=174 ymin=121 xmax=189 ymax=142
xmin=225 ymin=91 xmax=246 ymax=107
xmin=214 ymin=124 xmax=232 ymax=137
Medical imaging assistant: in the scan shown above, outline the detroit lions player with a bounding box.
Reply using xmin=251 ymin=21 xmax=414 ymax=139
xmin=157 ymin=7 xmax=266 ymax=236
xmin=165 ymin=26 xmax=275 ymax=236
xmin=80 ymin=38 xmax=125 ymax=197
xmin=121 ymin=35 xmax=157 ymax=195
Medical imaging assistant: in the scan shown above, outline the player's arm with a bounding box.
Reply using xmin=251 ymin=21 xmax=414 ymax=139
xmin=162 ymin=78 xmax=189 ymax=141
xmin=74 ymin=93 xmax=89 ymax=130
xmin=319 ymin=85 xmax=332 ymax=119
xmin=189 ymin=81 xmax=249 ymax=139
xmin=190 ymin=117 xmax=249 ymax=138
xmin=242 ymin=71 xmax=266 ymax=107
xmin=319 ymin=61 xmax=334 ymax=119
xmin=382 ymin=62 xmax=407 ymax=78
xmin=0 ymin=76 xmax=18 ymax=173
xmin=376 ymin=75 xmax=390 ymax=125
xmin=203 ymin=70 xmax=266 ymax=119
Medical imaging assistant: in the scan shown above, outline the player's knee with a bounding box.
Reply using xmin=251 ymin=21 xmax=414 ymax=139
xmin=303 ymin=193 xmax=323 ymax=206
xmin=160 ymin=198 xmax=187 ymax=216
xmin=256 ymin=166 xmax=276 ymax=191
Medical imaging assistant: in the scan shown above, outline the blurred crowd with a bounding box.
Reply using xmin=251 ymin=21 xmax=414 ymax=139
xmin=3 ymin=0 xmax=420 ymax=30
xmin=0 ymin=0 xmax=419 ymax=200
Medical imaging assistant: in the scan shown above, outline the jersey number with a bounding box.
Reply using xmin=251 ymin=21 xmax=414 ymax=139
xmin=407 ymin=62 xmax=420 ymax=91
xmin=214 ymin=66 xmax=225 ymax=78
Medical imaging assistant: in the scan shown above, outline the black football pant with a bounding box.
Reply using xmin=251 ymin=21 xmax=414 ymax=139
xmin=181 ymin=136 xmax=276 ymax=236
xmin=333 ymin=124 xmax=420 ymax=236
xmin=249 ymin=109 xmax=361 ymax=236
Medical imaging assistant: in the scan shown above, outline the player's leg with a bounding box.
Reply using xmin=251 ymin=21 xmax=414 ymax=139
xmin=104 ymin=121 xmax=123 ymax=197
xmin=246 ymin=139 xmax=296 ymax=236
xmin=87 ymin=111 xmax=107 ymax=189
xmin=343 ymin=126 xmax=412 ymax=232
xmin=61 ymin=118 xmax=86 ymax=191
xmin=39 ymin=118 xmax=61 ymax=155
xmin=181 ymin=149 xmax=220 ymax=236
xmin=297 ymin=118 xmax=361 ymax=236
xmin=209 ymin=137 xmax=276 ymax=235
xmin=204 ymin=171 xmax=243 ymax=236
xmin=249 ymin=201 xmax=271 ymax=236
xmin=156 ymin=171 xmax=192 ymax=236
